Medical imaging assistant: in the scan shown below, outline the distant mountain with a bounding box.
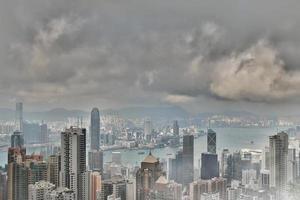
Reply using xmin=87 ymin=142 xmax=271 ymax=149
xmin=195 ymin=110 xmax=258 ymax=119
xmin=25 ymin=108 xmax=89 ymax=121
xmin=103 ymin=106 xmax=190 ymax=120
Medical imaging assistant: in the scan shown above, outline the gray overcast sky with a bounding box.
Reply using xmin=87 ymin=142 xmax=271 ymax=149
xmin=1 ymin=0 xmax=300 ymax=114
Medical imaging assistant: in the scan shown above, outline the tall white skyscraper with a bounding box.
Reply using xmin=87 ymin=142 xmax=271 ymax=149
xmin=60 ymin=127 xmax=86 ymax=200
xmin=15 ymin=102 xmax=23 ymax=132
xmin=269 ymin=132 xmax=288 ymax=191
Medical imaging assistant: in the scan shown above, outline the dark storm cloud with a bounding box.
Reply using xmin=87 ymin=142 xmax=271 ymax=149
xmin=1 ymin=0 xmax=300 ymax=111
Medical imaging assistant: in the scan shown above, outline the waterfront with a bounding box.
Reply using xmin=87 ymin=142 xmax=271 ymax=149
xmin=0 ymin=127 xmax=282 ymax=167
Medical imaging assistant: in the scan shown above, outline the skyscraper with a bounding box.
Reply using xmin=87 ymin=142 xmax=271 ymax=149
xmin=182 ymin=134 xmax=194 ymax=186
xmin=207 ymin=129 xmax=216 ymax=154
xmin=221 ymin=149 xmax=230 ymax=177
xmin=82 ymin=170 xmax=101 ymax=200
xmin=144 ymin=119 xmax=152 ymax=141
xmin=151 ymin=176 xmax=182 ymax=200
xmin=15 ymin=102 xmax=23 ymax=132
xmin=11 ymin=131 xmax=24 ymax=149
xmin=101 ymin=175 xmax=126 ymax=200
xmin=88 ymin=150 xmax=103 ymax=172
xmin=173 ymin=120 xmax=179 ymax=136
xmin=60 ymin=127 xmax=86 ymax=200
xmin=136 ymin=152 xmax=163 ymax=200
xmin=90 ymin=108 xmax=100 ymax=151
xmin=269 ymin=132 xmax=288 ymax=191
xmin=189 ymin=177 xmax=227 ymax=200
xmin=201 ymin=153 xmax=219 ymax=180
xmin=40 ymin=123 xmax=48 ymax=144
xmin=47 ymin=154 xmax=60 ymax=188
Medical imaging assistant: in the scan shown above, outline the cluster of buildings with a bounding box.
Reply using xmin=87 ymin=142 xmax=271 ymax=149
xmin=0 ymin=103 xmax=299 ymax=200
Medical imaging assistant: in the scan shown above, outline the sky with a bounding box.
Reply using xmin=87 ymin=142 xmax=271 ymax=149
xmin=1 ymin=0 xmax=300 ymax=114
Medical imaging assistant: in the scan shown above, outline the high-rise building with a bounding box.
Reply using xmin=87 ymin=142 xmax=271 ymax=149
xmin=173 ymin=121 xmax=179 ymax=136
xmin=60 ymin=127 xmax=86 ymax=200
xmin=90 ymin=108 xmax=100 ymax=151
xmin=144 ymin=120 xmax=152 ymax=141
xmin=207 ymin=129 xmax=216 ymax=154
xmin=46 ymin=187 xmax=76 ymax=200
xmin=23 ymin=122 xmax=40 ymax=144
xmin=269 ymin=132 xmax=288 ymax=191
xmin=136 ymin=152 xmax=163 ymax=200
xmin=189 ymin=177 xmax=227 ymax=200
xmin=26 ymin=160 xmax=47 ymax=184
xmin=8 ymin=162 xmax=29 ymax=200
xmin=182 ymin=134 xmax=194 ymax=186
xmin=262 ymin=147 xmax=270 ymax=170
xmin=201 ymin=153 xmax=219 ymax=180
xmin=126 ymin=179 xmax=136 ymax=200
xmin=168 ymin=150 xmax=183 ymax=183
xmin=0 ymin=171 xmax=7 ymax=200
xmin=260 ymin=170 xmax=270 ymax=190
xmin=82 ymin=170 xmax=101 ymax=200
xmin=241 ymin=169 xmax=256 ymax=186
xmin=15 ymin=102 xmax=23 ymax=132
xmin=88 ymin=150 xmax=103 ymax=172
xmin=28 ymin=181 xmax=55 ymax=200
xmin=287 ymin=148 xmax=297 ymax=184
xmin=101 ymin=175 xmax=126 ymax=200
xmin=7 ymin=133 xmax=27 ymax=200
xmin=11 ymin=131 xmax=24 ymax=149
xmin=221 ymin=149 xmax=230 ymax=177
xmin=47 ymin=154 xmax=61 ymax=188
xmin=150 ymin=176 xmax=182 ymax=200
xmin=40 ymin=123 xmax=48 ymax=144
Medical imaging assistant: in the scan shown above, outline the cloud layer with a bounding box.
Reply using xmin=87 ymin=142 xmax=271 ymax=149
xmin=1 ymin=0 xmax=300 ymax=112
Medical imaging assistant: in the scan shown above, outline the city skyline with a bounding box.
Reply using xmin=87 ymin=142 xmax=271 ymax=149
xmin=2 ymin=0 xmax=300 ymax=200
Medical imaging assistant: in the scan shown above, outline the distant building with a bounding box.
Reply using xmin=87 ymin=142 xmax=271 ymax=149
xmin=287 ymin=148 xmax=297 ymax=184
xmin=28 ymin=181 xmax=55 ymax=200
xmin=221 ymin=149 xmax=230 ymax=178
xmin=260 ymin=170 xmax=270 ymax=190
xmin=23 ymin=122 xmax=40 ymax=144
xmin=269 ymin=132 xmax=288 ymax=191
xmin=201 ymin=153 xmax=219 ymax=180
xmin=0 ymin=171 xmax=7 ymax=200
xmin=144 ymin=120 xmax=152 ymax=141
xmin=190 ymin=177 xmax=227 ymax=200
xmin=173 ymin=121 xmax=179 ymax=136
xmin=60 ymin=127 xmax=86 ymax=200
xmin=136 ymin=152 xmax=163 ymax=200
xmin=47 ymin=154 xmax=61 ymax=188
xmin=15 ymin=102 xmax=23 ymax=132
xmin=101 ymin=175 xmax=126 ymax=200
xmin=46 ymin=187 xmax=75 ymax=200
xmin=88 ymin=150 xmax=103 ymax=172
xmin=90 ymin=108 xmax=100 ymax=151
xmin=126 ymin=179 xmax=136 ymax=200
xmin=182 ymin=134 xmax=194 ymax=186
xmin=40 ymin=123 xmax=48 ymax=144
xmin=112 ymin=152 xmax=122 ymax=165
xmin=241 ymin=169 xmax=256 ymax=186
xmin=11 ymin=131 xmax=24 ymax=149
xmin=150 ymin=176 xmax=182 ymax=200
xmin=207 ymin=129 xmax=216 ymax=154
xmin=82 ymin=170 xmax=101 ymax=200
